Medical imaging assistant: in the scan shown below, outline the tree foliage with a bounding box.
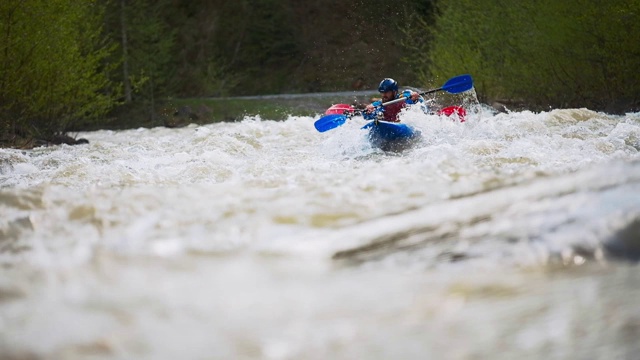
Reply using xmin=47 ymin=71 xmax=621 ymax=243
xmin=423 ymin=0 xmax=640 ymax=111
xmin=0 ymin=0 xmax=119 ymax=143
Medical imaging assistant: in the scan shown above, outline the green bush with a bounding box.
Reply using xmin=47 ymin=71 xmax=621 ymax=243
xmin=422 ymin=0 xmax=640 ymax=111
xmin=0 ymin=0 xmax=119 ymax=144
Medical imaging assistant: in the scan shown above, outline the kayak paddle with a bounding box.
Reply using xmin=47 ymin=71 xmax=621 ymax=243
xmin=314 ymin=113 xmax=351 ymax=132
xmin=427 ymin=74 xmax=474 ymax=95
xmin=382 ymin=74 xmax=474 ymax=106
xmin=314 ymin=104 xmax=358 ymax=132
xmin=313 ymin=74 xmax=473 ymax=132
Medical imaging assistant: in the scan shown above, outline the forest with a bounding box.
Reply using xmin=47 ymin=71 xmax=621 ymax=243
xmin=1 ymin=0 xmax=639 ymax=146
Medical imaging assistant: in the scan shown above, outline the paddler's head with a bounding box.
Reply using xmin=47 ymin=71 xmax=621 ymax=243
xmin=378 ymin=78 xmax=398 ymax=102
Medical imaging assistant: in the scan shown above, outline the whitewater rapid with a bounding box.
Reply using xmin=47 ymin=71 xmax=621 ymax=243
xmin=1 ymin=107 xmax=640 ymax=359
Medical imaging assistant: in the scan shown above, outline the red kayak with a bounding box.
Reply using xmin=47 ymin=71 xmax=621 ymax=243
xmin=437 ymin=105 xmax=466 ymax=122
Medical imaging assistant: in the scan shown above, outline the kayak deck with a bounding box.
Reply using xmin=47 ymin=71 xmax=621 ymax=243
xmin=362 ymin=121 xmax=422 ymax=151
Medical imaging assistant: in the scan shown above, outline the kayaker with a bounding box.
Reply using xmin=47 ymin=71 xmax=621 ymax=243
xmin=364 ymin=78 xmax=424 ymax=122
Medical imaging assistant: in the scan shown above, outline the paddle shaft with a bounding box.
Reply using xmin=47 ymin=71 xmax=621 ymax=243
xmin=381 ymin=87 xmax=443 ymax=107
xmin=379 ymin=74 xmax=472 ymax=107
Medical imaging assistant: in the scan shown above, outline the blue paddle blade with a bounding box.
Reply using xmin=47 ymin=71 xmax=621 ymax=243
xmin=314 ymin=114 xmax=348 ymax=132
xmin=441 ymin=74 xmax=473 ymax=94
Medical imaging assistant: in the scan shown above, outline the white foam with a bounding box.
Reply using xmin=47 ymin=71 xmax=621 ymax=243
xmin=1 ymin=108 xmax=640 ymax=359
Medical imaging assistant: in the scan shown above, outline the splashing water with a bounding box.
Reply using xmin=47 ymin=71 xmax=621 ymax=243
xmin=1 ymin=108 xmax=640 ymax=359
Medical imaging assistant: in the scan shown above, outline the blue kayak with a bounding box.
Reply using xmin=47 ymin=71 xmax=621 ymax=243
xmin=362 ymin=121 xmax=422 ymax=151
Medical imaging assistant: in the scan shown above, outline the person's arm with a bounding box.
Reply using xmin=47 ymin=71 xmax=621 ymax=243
xmin=364 ymin=100 xmax=383 ymax=120
xmin=402 ymin=90 xmax=423 ymax=104
xmin=365 ymin=100 xmax=382 ymax=113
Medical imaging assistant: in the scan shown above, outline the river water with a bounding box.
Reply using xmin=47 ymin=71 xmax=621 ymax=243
xmin=1 ymin=106 xmax=640 ymax=359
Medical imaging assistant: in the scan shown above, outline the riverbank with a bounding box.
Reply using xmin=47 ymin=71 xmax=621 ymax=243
xmin=80 ymin=87 xmax=491 ymax=132
xmin=84 ymin=91 xmax=380 ymax=132
xmin=6 ymin=88 xmax=629 ymax=150
xmin=1 ymin=91 xmax=378 ymax=149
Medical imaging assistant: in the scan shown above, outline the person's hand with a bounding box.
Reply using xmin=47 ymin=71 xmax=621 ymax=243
xmin=403 ymin=90 xmax=420 ymax=102
xmin=365 ymin=101 xmax=382 ymax=113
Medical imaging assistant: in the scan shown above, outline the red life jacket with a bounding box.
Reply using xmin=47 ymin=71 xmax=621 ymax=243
xmin=382 ymin=100 xmax=406 ymax=122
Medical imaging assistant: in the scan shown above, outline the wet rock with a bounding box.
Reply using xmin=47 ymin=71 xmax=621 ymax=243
xmin=488 ymin=98 xmax=531 ymax=113
xmin=605 ymin=217 xmax=640 ymax=262
xmin=491 ymin=102 xmax=509 ymax=113
xmin=175 ymin=105 xmax=199 ymax=120
xmin=604 ymin=98 xmax=639 ymax=115
xmin=34 ymin=134 xmax=89 ymax=147
xmin=165 ymin=106 xmax=199 ymax=128
xmin=198 ymin=104 xmax=213 ymax=121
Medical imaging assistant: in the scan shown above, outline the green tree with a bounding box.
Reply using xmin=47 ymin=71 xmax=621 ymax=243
xmin=0 ymin=0 xmax=119 ymax=144
xmin=105 ymin=0 xmax=175 ymax=121
xmin=421 ymin=0 xmax=640 ymax=111
xmin=165 ymin=0 xmax=241 ymax=96
xmin=213 ymin=0 xmax=302 ymax=94
xmin=399 ymin=0 xmax=439 ymax=84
